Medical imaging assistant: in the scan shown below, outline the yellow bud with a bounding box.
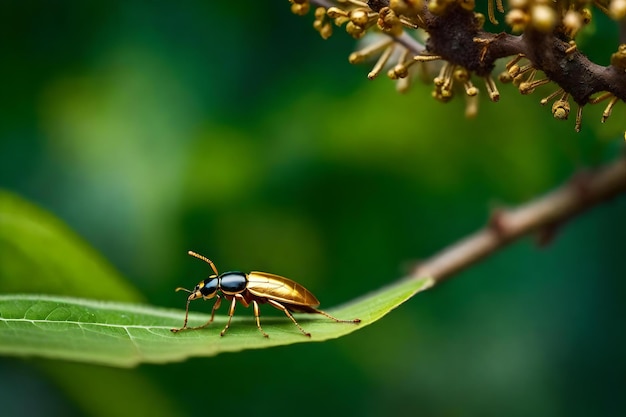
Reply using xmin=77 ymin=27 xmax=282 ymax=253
xmin=508 ymin=64 xmax=520 ymax=77
xmin=346 ymin=21 xmax=366 ymax=38
xmin=474 ymin=12 xmax=485 ymax=29
xmin=505 ymin=9 xmax=529 ymax=32
xmin=390 ymin=0 xmax=426 ymax=15
xmin=440 ymin=87 xmax=454 ymax=101
xmin=518 ymin=82 xmax=534 ymax=95
xmin=466 ymin=86 xmax=479 ymax=96
xmin=291 ymin=3 xmax=310 ymax=15
xmin=453 ymin=68 xmax=469 ymax=82
xmin=610 ymin=44 xmax=626 ymax=69
xmin=320 ymin=23 xmax=333 ymax=39
xmin=349 ymin=52 xmax=364 ymax=64
xmin=562 ymin=10 xmax=582 ymax=37
xmin=334 ymin=16 xmax=350 ymax=26
xmin=498 ymin=71 xmax=513 ymax=83
xmin=393 ymin=64 xmax=409 ymax=79
xmin=610 ymin=0 xmax=626 ymax=19
xmin=531 ymin=4 xmax=557 ymax=33
xmin=326 ymin=7 xmax=345 ymax=19
xmin=552 ymin=99 xmax=570 ymax=120
xmin=580 ymin=8 xmax=592 ymax=25
xmin=349 ymin=9 xmax=370 ymax=27
xmin=428 ymin=0 xmax=446 ymax=15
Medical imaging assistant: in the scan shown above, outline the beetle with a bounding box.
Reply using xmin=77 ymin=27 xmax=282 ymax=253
xmin=171 ymin=251 xmax=361 ymax=338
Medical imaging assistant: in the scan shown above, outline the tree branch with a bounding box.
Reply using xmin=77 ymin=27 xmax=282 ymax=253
xmin=411 ymin=153 xmax=626 ymax=284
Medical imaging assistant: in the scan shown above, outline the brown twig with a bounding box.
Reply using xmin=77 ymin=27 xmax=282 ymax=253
xmin=411 ymin=154 xmax=626 ymax=283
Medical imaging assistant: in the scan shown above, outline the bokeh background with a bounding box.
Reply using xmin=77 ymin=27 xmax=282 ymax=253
xmin=1 ymin=1 xmax=625 ymax=416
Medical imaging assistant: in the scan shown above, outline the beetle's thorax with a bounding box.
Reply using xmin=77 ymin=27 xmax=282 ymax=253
xmin=219 ymin=271 xmax=248 ymax=295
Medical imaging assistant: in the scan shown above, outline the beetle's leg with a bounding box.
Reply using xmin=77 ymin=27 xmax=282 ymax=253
xmin=235 ymin=293 xmax=250 ymax=308
xmin=170 ymin=299 xmax=192 ymax=333
xmin=267 ymin=299 xmax=311 ymax=337
xmin=190 ymin=295 xmax=222 ymax=330
xmin=220 ymin=297 xmax=238 ymax=337
xmin=312 ymin=308 xmax=361 ymax=324
xmin=252 ymin=300 xmax=269 ymax=338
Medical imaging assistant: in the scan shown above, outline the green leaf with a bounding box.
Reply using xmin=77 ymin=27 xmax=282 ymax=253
xmin=0 ymin=277 xmax=433 ymax=367
xmin=0 ymin=190 xmax=143 ymax=302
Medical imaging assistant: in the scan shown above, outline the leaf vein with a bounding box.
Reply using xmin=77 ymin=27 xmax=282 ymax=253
xmin=0 ymin=317 xmax=173 ymax=331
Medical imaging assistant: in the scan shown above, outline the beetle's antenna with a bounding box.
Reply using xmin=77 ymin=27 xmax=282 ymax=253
xmin=175 ymin=287 xmax=192 ymax=293
xmin=187 ymin=250 xmax=219 ymax=275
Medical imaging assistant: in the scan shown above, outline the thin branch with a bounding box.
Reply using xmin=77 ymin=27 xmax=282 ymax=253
xmin=411 ymin=154 xmax=626 ymax=283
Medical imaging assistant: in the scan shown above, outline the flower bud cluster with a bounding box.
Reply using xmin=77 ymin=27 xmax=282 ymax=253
xmin=288 ymin=0 xmax=626 ymax=131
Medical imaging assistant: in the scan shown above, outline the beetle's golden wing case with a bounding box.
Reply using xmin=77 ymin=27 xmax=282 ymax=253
xmin=246 ymin=272 xmax=320 ymax=307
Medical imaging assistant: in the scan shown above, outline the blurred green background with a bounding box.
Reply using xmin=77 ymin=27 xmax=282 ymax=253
xmin=1 ymin=1 xmax=625 ymax=416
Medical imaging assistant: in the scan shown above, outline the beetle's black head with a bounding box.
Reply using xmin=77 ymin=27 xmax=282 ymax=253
xmin=193 ymin=276 xmax=218 ymax=300
xmin=175 ymin=275 xmax=219 ymax=301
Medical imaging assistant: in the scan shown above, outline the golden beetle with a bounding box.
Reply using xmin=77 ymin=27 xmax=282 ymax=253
xmin=171 ymin=251 xmax=360 ymax=338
